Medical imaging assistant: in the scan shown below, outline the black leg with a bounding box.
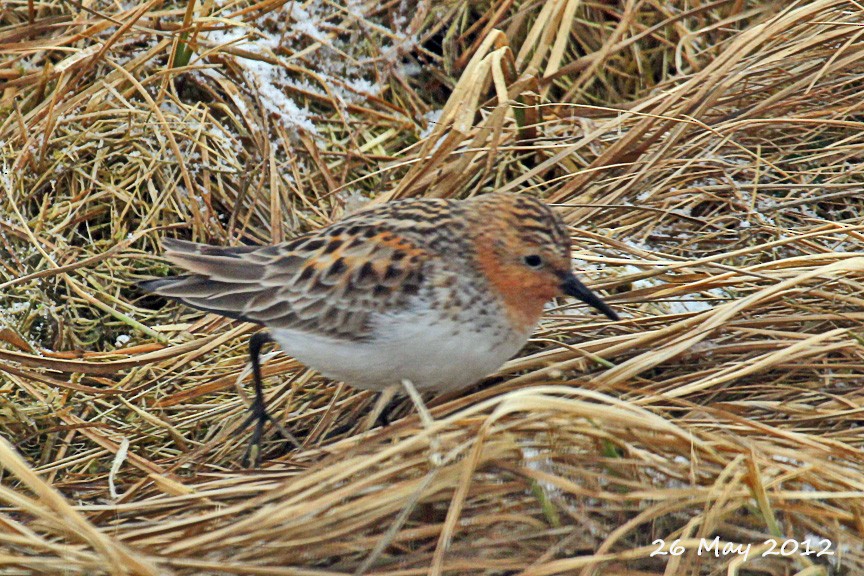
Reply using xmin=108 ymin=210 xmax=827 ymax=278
xmin=376 ymin=393 xmax=403 ymax=427
xmin=325 ymin=391 xmax=402 ymax=439
xmin=239 ymin=331 xmax=282 ymax=466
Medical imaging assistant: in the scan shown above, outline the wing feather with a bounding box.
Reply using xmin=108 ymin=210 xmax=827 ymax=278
xmin=140 ymin=227 xmax=428 ymax=341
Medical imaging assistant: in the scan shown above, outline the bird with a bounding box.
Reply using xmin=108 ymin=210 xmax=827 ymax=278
xmin=140 ymin=193 xmax=619 ymax=463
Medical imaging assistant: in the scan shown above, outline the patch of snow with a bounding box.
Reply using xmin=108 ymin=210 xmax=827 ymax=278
xmin=203 ymin=0 xmax=415 ymax=136
xmin=420 ymin=109 xmax=444 ymax=139
xmin=623 ymin=264 xmax=659 ymax=290
xmin=771 ymin=454 xmax=803 ymax=466
xmin=401 ymin=61 xmax=421 ymax=77
xmin=295 ymin=18 xmax=327 ymax=42
xmin=662 ymin=299 xmax=714 ymax=314
xmin=521 ymin=446 xmax=561 ymax=497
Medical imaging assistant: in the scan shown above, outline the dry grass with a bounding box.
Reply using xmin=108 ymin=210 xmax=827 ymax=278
xmin=2 ymin=0 xmax=864 ymax=574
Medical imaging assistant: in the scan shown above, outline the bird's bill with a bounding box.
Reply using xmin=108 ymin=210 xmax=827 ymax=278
xmin=561 ymin=272 xmax=619 ymax=321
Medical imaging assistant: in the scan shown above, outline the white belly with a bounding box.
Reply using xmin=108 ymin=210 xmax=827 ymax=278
xmin=270 ymin=311 xmax=531 ymax=393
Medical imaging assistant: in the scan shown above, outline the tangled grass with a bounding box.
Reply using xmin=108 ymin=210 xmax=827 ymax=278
xmin=2 ymin=0 xmax=864 ymax=574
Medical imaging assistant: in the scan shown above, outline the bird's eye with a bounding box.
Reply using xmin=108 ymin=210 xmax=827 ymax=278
xmin=523 ymin=254 xmax=543 ymax=268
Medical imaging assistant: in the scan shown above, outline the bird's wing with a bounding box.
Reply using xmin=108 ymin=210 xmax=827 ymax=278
xmin=140 ymin=228 xmax=428 ymax=341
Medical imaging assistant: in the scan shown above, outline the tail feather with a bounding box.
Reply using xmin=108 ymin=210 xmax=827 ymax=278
xmin=161 ymin=237 xmax=260 ymax=256
xmin=139 ymin=275 xmax=259 ymax=299
xmin=138 ymin=277 xmax=190 ymax=295
xmin=139 ymin=238 xmax=283 ymax=326
xmin=138 ymin=276 xmax=262 ymax=324
xmin=160 ymin=239 xmax=268 ymax=283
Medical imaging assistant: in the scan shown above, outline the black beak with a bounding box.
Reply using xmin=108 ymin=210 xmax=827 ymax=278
xmin=561 ymin=272 xmax=619 ymax=321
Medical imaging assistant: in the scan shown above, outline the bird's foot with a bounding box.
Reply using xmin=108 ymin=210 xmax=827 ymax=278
xmin=238 ymin=396 xmax=300 ymax=467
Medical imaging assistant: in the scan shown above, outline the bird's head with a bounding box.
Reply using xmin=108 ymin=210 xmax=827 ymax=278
xmin=468 ymin=194 xmax=619 ymax=331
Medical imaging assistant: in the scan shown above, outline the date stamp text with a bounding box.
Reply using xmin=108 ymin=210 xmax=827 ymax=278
xmin=651 ymin=536 xmax=835 ymax=562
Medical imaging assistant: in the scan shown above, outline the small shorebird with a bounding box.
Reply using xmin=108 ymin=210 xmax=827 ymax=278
xmin=141 ymin=193 xmax=618 ymax=462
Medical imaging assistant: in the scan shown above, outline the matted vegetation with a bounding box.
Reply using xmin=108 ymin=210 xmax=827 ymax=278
xmin=2 ymin=0 xmax=864 ymax=574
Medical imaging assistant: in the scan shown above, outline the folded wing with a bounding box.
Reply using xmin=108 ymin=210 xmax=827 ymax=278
xmin=140 ymin=229 xmax=428 ymax=342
